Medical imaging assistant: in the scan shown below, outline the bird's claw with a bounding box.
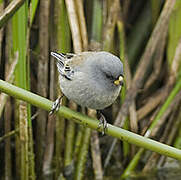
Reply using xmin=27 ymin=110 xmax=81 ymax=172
xmin=49 ymin=96 xmax=63 ymax=115
xmin=98 ymin=113 xmax=108 ymax=135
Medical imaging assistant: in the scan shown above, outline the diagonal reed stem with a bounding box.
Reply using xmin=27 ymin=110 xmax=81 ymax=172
xmin=1 ymin=79 xmax=181 ymax=161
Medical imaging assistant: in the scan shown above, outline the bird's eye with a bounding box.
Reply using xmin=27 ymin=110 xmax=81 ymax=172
xmin=105 ymin=74 xmax=114 ymax=80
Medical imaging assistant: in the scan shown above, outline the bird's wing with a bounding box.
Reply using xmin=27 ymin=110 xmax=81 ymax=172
xmin=51 ymin=52 xmax=74 ymax=80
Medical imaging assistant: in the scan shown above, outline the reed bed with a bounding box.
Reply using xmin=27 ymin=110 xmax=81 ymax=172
xmin=0 ymin=0 xmax=181 ymax=179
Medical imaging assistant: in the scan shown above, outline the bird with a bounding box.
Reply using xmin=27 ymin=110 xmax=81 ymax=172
xmin=50 ymin=51 xmax=124 ymax=134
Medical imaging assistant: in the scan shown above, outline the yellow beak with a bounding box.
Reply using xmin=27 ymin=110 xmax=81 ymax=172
xmin=114 ymin=76 xmax=124 ymax=86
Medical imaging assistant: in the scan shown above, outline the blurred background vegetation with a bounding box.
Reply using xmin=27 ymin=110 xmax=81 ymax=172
xmin=0 ymin=0 xmax=181 ymax=179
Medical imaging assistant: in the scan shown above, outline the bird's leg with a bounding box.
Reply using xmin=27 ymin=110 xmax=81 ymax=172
xmin=49 ymin=95 xmax=64 ymax=115
xmin=97 ymin=110 xmax=108 ymax=135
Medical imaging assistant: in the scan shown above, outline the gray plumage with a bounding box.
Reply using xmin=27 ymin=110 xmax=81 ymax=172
xmin=51 ymin=51 xmax=124 ymax=110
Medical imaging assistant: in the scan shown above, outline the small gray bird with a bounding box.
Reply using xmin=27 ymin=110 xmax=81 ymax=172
xmin=50 ymin=51 xmax=124 ymax=133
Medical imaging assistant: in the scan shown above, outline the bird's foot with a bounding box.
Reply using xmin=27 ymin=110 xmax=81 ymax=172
xmin=49 ymin=95 xmax=64 ymax=115
xmin=97 ymin=111 xmax=108 ymax=135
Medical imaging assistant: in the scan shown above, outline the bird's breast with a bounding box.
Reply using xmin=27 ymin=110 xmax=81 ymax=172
xmin=59 ymin=72 xmax=121 ymax=109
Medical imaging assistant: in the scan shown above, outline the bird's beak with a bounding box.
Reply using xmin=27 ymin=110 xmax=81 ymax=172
xmin=114 ymin=75 xmax=124 ymax=86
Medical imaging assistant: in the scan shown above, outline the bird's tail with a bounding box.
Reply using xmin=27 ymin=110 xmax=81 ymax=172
xmin=51 ymin=52 xmax=65 ymax=66
xmin=51 ymin=52 xmax=67 ymax=76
